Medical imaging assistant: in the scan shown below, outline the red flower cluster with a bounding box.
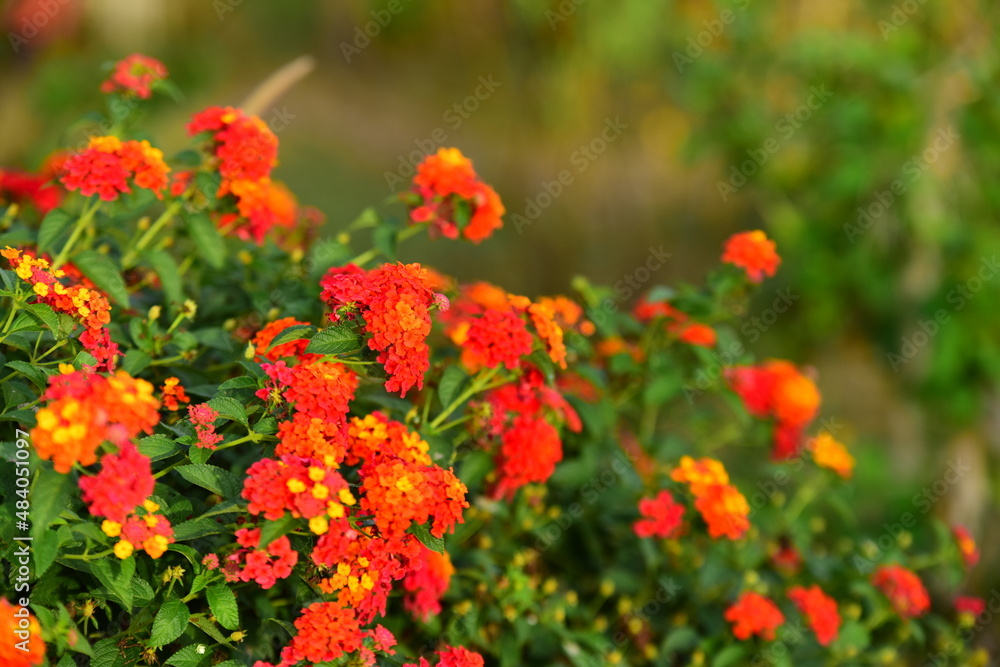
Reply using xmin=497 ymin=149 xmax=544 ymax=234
xmin=79 ymin=442 xmax=154 ymax=523
xmin=633 ymin=297 xmax=717 ymax=348
xmin=633 ymin=490 xmax=685 ymax=539
xmin=274 ymin=602 xmax=396 ymax=667
xmin=0 ymin=164 xmax=62 ymax=214
xmin=100 ymin=53 xmax=168 ymax=99
xmin=32 ymin=369 xmax=159 ymax=473
xmin=101 ymin=499 xmax=175 ymax=559
xmin=402 ymin=545 xmax=454 ymax=622
xmin=242 ymin=455 xmax=352 ymax=524
xmin=872 ymin=565 xmax=930 ymax=618
xmin=321 ymin=263 xmax=438 ymax=396
xmin=3 ymin=246 xmax=120 ymax=370
xmin=226 ymin=528 xmax=298 ymax=590
xmin=724 ymin=591 xmax=785 ymax=640
xmin=953 ymin=525 xmax=980 ymax=569
xmin=955 ymin=596 xmax=986 ymax=617
xmin=405 ymin=147 xmax=504 ymax=244
xmin=0 ymin=598 xmax=46 ymax=667
xmin=671 ymin=456 xmax=750 ymax=540
xmin=403 ymin=645 xmax=485 ymax=667
xmin=188 ymin=403 xmax=222 ymax=449
xmin=787 ymin=585 xmax=841 ymax=646
xmin=160 ymin=376 xmax=190 ymax=411
xmin=443 ymin=282 xmax=569 ymax=372
xmin=60 ymin=136 xmax=169 ymax=200
xmin=479 ymin=367 xmax=581 ymax=498
xmin=721 ymin=229 xmax=781 ymax=283
xmin=727 ymin=360 xmax=821 ymax=459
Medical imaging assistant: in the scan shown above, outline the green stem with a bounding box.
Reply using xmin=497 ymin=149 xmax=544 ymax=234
xmin=429 ymin=366 xmax=503 ymax=431
xmin=785 ymin=475 xmax=826 ymax=524
xmin=122 ymin=199 xmax=184 ymax=268
xmin=53 ymin=199 xmax=102 ymax=269
xmin=61 ymin=549 xmax=114 ymax=561
xmin=32 ymin=339 xmax=68 ymax=364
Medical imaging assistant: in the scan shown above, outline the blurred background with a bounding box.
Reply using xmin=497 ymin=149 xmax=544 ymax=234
xmin=1 ymin=0 xmax=997 ymax=596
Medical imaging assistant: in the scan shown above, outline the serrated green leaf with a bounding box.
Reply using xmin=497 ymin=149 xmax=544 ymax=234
xmin=139 ymin=434 xmax=180 ymax=462
xmin=437 ymin=364 xmax=468 ymax=409
xmin=25 ymin=302 xmax=63 ymax=337
xmin=165 ymin=645 xmax=208 ymax=667
xmin=92 ymin=638 xmax=125 ymax=667
xmin=218 ymin=376 xmax=257 ymax=391
xmin=172 ymin=517 xmax=226 ymax=542
xmin=5 ymin=360 xmax=49 ymax=389
xmin=37 ymin=209 xmax=74 ymax=254
xmin=206 ymin=584 xmax=239 ymax=630
xmin=185 ymin=211 xmax=225 ymax=269
xmin=122 ymin=349 xmax=152 ymax=376
xmin=267 ymin=324 xmax=316 ymax=351
xmin=71 ymin=250 xmax=129 ymax=306
xmin=91 ymin=556 xmax=135 ymax=612
xmin=30 ymin=465 xmax=73 ymax=541
xmin=149 ymin=599 xmax=190 ymax=647
xmin=304 ymin=323 xmax=359 ymax=355
xmin=174 ymin=464 xmax=242 ymax=498
xmin=206 ymin=396 xmax=248 ymax=426
xmin=188 ymin=615 xmax=234 ymax=649
xmin=409 ymin=521 xmax=445 ymax=553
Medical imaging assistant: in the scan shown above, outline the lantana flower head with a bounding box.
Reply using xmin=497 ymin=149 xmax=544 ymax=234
xmin=402 ymin=545 xmax=454 ymax=622
xmin=60 ymin=136 xmax=169 ymax=200
xmin=633 ymin=490 xmax=685 ymax=539
xmin=788 ymin=585 xmax=841 ymax=646
xmin=79 ymin=442 xmax=154 ymax=523
xmin=809 ymin=431 xmax=854 ymax=478
xmin=872 ymin=564 xmax=930 ymax=618
xmin=721 ymin=229 xmax=781 ymax=282
xmin=724 ymin=591 xmax=785 ymax=640
xmin=100 ymin=53 xmax=169 ymax=99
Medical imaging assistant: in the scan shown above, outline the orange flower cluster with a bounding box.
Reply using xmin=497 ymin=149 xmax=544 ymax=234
xmin=671 ymin=456 xmax=750 ymax=540
xmin=872 ymin=564 xmax=930 ymax=618
xmin=100 ymin=53 xmax=168 ymax=99
xmin=273 ymin=601 xmax=396 ymax=667
xmin=953 ymin=525 xmax=980 ymax=569
xmin=276 ymin=416 xmax=347 ymax=466
xmin=724 ymin=591 xmax=785 ymax=640
xmin=727 ymin=360 xmax=821 ymax=459
xmin=2 ymin=246 xmax=119 ymax=370
xmin=346 ymin=413 xmax=432 ymax=466
xmin=188 ymin=106 xmax=296 ymax=243
xmin=633 ymin=296 xmax=717 ymax=348
xmin=0 ymin=164 xmax=62 ymax=214
xmin=0 ymin=598 xmax=45 ymax=667
xmin=320 ymin=263 xmax=439 ymax=396
xmin=78 ymin=442 xmax=154 ymax=523
xmin=788 ymin=585 xmax=841 ymax=646
xmin=403 ymin=645 xmax=485 ymax=667
xmin=32 ymin=369 xmax=159 ymax=473
xmin=242 ymin=455 xmax=353 ymax=525
xmin=536 ymin=295 xmax=595 ymax=336
xmin=402 ymin=545 xmax=454 ymax=622
xmin=721 ymin=229 xmax=781 ymax=283
xmin=808 ymin=431 xmax=854 ymax=478
xmin=252 ymin=317 xmax=316 ymax=362
xmin=266 ymin=359 xmax=358 ymax=421
xmin=101 ymin=499 xmax=174 ymax=559
xmin=360 ymin=455 xmax=468 ymax=540
xmin=405 ymin=147 xmax=504 ymax=244
xmin=226 ymin=528 xmax=298 ymax=590
xmin=160 ymin=377 xmax=190 ymax=411
xmin=633 ymin=490 xmax=685 ymax=539
xmin=480 ymin=367 xmax=581 ymax=498
xmin=60 ymin=136 xmax=169 ymax=200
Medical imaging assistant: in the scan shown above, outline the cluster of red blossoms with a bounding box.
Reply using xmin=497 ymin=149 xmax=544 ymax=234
xmin=403 ymin=645 xmax=486 ymax=667
xmin=404 ymin=147 xmax=504 ymax=244
xmin=872 ymin=564 xmax=930 ymax=618
xmin=724 ymin=585 xmax=841 ymax=646
xmin=442 ymin=281 xmax=568 ymax=372
xmin=727 ymin=360 xmax=821 ymax=459
xmin=633 ymin=490 xmax=685 ymax=539
xmin=0 ymin=161 xmax=63 ymax=214
xmin=188 ymin=403 xmax=222 ymax=450
xmin=321 ymin=262 xmax=440 ymax=396
xmin=721 ymin=229 xmax=781 ymax=283
xmin=100 ymin=53 xmax=169 ymax=99
xmin=187 ymin=105 xmax=298 ymax=243
xmin=668 ymin=456 xmax=750 ymax=540
xmin=2 ymin=247 xmax=119 ymax=369
xmin=633 ymin=296 xmax=717 ymax=348
xmin=477 ymin=367 xmax=581 ymax=498
xmin=402 ymin=545 xmax=455 ymax=622
xmin=224 ymin=528 xmax=298 ymax=590
xmin=59 ymin=135 xmax=169 ymax=201
xmin=31 ymin=369 xmax=160 ymax=473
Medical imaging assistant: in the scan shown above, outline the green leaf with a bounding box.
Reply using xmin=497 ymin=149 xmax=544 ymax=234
xmin=34 ymin=524 xmax=71 ymax=578
xmin=267 ymin=324 xmax=316 ymax=351
xmin=409 ymin=521 xmax=445 ymax=553
xmin=91 ymin=556 xmax=135 ymax=611
xmin=662 ymin=627 xmax=699 ymax=654
xmin=122 ymin=349 xmax=152 ymax=376
xmin=165 ymin=645 xmax=209 ymax=667
xmin=304 ymin=323 xmax=359 ymax=355
xmin=30 ymin=465 xmax=73 ymax=541
xmin=25 ymin=303 xmax=63 ymax=337
xmin=138 ymin=434 xmax=180 ymax=462
xmin=172 ymin=517 xmax=226 ymax=542
xmin=5 ymin=360 xmax=49 ymax=390
xmin=711 ymin=645 xmax=746 ymax=667
xmin=92 ymin=638 xmax=125 ymax=667
xmin=206 ymin=584 xmax=239 ymax=630
xmin=37 ymin=209 xmax=74 ymax=254
xmin=71 ymin=250 xmax=130 ymax=306
xmin=188 ymin=615 xmax=234 ymax=649
xmin=149 ymin=599 xmax=190 ymax=647
xmin=174 ymin=464 xmax=242 ymax=499
xmin=185 ymin=211 xmax=225 ymax=269
xmin=145 ymin=248 xmax=185 ymax=310
xmin=218 ymin=376 xmax=258 ymax=391
xmin=258 ymin=513 xmax=296 ymax=550
xmin=437 ymin=364 xmax=468 ymax=409
xmin=206 ymin=396 xmax=248 ymax=426
xmin=373 ymin=225 xmax=398 ymax=260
